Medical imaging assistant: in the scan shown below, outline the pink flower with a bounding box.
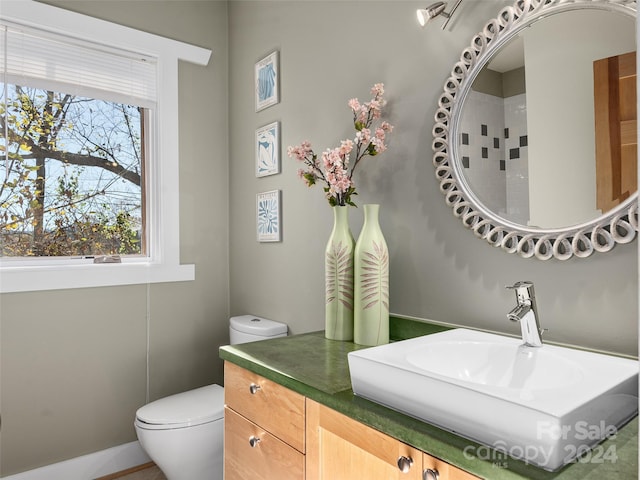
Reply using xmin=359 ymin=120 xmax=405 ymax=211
xmin=371 ymin=137 xmax=387 ymax=153
xmin=322 ymin=148 xmax=338 ymax=169
xmin=339 ymin=139 xmax=353 ymax=156
xmin=287 ymin=141 xmax=315 ymax=162
xmin=355 ymin=128 xmax=371 ymax=144
xmin=365 ymin=100 xmax=382 ymax=119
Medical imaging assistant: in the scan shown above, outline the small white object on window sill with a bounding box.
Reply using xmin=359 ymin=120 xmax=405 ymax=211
xmin=93 ymin=255 xmax=122 ymax=264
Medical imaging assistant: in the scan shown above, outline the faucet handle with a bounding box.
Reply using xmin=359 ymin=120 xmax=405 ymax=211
xmin=506 ymin=280 xmax=534 ymax=290
xmin=506 ymin=281 xmax=536 ymax=305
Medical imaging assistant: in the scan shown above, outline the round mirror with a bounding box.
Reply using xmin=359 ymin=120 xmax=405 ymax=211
xmin=433 ymin=0 xmax=638 ymax=260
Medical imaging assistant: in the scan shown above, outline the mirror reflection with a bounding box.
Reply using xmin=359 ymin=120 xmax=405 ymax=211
xmin=458 ymin=9 xmax=636 ymax=229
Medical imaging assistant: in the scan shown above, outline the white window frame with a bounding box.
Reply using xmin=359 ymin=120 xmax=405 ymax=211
xmin=0 ymin=0 xmax=211 ymax=293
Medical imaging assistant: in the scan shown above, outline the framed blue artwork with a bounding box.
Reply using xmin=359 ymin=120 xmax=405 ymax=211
xmin=255 ymin=51 xmax=279 ymax=112
xmin=256 ymin=121 xmax=280 ymax=177
xmin=256 ymin=190 xmax=281 ymax=242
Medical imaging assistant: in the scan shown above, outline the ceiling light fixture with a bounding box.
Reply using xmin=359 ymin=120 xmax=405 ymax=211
xmin=416 ymin=0 xmax=463 ymax=30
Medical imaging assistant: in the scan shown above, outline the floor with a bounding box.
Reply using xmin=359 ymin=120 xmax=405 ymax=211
xmin=118 ymin=466 xmax=166 ymax=480
xmin=102 ymin=464 xmax=167 ymax=480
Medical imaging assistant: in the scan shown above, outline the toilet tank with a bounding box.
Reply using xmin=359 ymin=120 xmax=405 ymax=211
xmin=229 ymin=315 xmax=288 ymax=345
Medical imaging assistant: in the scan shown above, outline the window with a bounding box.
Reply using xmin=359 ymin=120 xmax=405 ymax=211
xmin=0 ymin=1 xmax=211 ymax=293
xmin=1 ymin=24 xmax=153 ymax=258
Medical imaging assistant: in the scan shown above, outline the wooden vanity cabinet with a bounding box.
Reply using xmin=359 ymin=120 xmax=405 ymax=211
xmin=306 ymin=399 xmax=481 ymax=480
xmin=224 ymin=362 xmax=480 ymax=480
xmin=224 ymin=362 xmax=305 ymax=480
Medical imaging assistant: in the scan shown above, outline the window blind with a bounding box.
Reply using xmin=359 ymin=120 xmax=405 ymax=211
xmin=0 ymin=23 xmax=157 ymax=108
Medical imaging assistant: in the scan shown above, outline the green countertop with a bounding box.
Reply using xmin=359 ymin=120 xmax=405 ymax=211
xmin=219 ymin=318 xmax=638 ymax=480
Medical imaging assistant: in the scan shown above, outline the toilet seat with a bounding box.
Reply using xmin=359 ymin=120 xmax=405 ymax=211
xmin=135 ymin=384 xmax=224 ymax=430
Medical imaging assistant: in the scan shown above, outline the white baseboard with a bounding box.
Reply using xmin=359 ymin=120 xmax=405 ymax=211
xmin=1 ymin=441 xmax=151 ymax=480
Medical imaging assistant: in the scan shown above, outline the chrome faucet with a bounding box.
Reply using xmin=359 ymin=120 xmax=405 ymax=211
xmin=506 ymin=281 xmax=545 ymax=347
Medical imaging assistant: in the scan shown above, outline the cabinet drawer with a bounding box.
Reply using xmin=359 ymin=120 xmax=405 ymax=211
xmin=424 ymin=452 xmax=481 ymax=480
xmin=224 ymin=362 xmax=305 ymax=452
xmin=224 ymin=407 xmax=304 ymax=480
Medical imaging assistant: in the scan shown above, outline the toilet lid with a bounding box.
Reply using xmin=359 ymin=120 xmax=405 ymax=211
xmin=230 ymin=315 xmax=287 ymax=336
xmin=136 ymin=384 xmax=224 ymax=428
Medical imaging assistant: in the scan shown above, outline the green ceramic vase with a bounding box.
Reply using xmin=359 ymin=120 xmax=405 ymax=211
xmin=324 ymin=206 xmax=355 ymax=341
xmin=354 ymin=204 xmax=389 ymax=346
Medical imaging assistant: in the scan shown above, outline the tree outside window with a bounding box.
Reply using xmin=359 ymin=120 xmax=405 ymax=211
xmin=1 ymin=84 xmax=146 ymax=257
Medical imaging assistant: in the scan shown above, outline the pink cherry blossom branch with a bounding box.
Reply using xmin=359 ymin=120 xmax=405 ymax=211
xmin=287 ymin=83 xmax=393 ymax=207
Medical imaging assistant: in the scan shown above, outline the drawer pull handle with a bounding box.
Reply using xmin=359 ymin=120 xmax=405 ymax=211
xmin=423 ymin=468 xmax=439 ymax=480
xmin=249 ymin=436 xmax=261 ymax=448
xmin=397 ymin=456 xmax=413 ymax=473
xmin=249 ymin=383 xmax=261 ymax=394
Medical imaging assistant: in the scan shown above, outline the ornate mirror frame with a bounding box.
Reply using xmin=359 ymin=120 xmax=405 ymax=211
xmin=432 ymin=0 xmax=638 ymax=260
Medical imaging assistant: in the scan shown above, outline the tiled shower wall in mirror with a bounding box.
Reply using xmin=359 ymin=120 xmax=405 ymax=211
xmin=459 ymin=88 xmax=530 ymax=226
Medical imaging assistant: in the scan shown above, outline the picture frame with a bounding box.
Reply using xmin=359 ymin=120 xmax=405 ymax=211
xmin=256 ymin=190 xmax=282 ymax=242
xmin=256 ymin=121 xmax=280 ymax=177
xmin=255 ymin=50 xmax=279 ymax=112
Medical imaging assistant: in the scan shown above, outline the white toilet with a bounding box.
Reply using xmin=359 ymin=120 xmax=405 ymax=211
xmin=134 ymin=315 xmax=288 ymax=480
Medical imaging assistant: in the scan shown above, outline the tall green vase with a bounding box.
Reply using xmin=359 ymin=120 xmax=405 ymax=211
xmin=325 ymin=206 xmax=354 ymax=341
xmin=354 ymin=204 xmax=389 ymax=346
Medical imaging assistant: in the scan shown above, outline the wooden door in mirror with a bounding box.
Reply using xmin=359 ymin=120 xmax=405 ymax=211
xmin=594 ymin=50 xmax=637 ymax=212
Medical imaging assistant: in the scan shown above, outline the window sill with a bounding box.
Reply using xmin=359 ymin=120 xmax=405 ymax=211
xmin=0 ymin=262 xmax=195 ymax=293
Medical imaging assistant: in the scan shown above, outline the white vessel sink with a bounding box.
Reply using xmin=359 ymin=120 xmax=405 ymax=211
xmin=348 ymin=328 xmax=638 ymax=471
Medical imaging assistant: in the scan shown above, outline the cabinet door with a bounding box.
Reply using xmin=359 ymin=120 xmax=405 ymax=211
xmin=306 ymin=400 xmax=422 ymax=480
xmin=224 ymin=407 xmax=304 ymax=480
xmin=423 ymin=452 xmax=481 ymax=480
